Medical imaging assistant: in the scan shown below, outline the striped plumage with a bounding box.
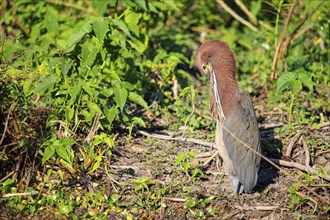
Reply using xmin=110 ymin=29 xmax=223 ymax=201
xmin=195 ymin=40 xmax=261 ymax=194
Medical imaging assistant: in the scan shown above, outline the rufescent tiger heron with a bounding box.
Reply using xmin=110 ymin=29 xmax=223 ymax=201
xmin=195 ymin=40 xmax=261 ymax=194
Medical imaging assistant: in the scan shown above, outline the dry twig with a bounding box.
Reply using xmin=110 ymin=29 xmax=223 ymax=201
xmin=46 ymin=0 xmax=97 ymax=15
xmin=216 ymin=0 xmax=258 ymax=32
xmin=268 ymin=158 xmax=329 ymax=182
xmin=234 ymin=205 xmax=278 ymax=211
xmin=302 ymin=139 xmax=311 ymax=167
xmin=286 ymin=130 xmax=303 ymax=157
xmin=137 ymin=129 xmax=330 ymax=204
xmin=0 ymin=105 xmax=14 ymax=147
xmin=85 ymin=113 xmax=101 ymax=143
xmin=234 ymin=0 xmax=257 ymax=24
xmin=137 ymin=130 xmax=214 ymax=148
xmin=2 ymin=191 xmax=38 ymax=198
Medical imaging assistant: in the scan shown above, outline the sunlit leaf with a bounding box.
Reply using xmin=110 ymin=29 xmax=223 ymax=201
xmin=104 ymin=106 xmax=118 ymax=125
xmin=33 ymin=74 xmax=57 ymax=95
xmin=113 ymin=19 xmax=131 ymax=38
xmin=88 ymin=102 xmax=101 ymax=113
xmin=92 ymin=18 xmax=109 ymax=43
xmin=132 ymin=117 xmax=146 ymax=128
xmin=128 ymin=92 xmax=149 ymax=109
xmin=113 ymin=87 xmax=128 ymax=112
xmin=42 ymin=145 xmax=55 ymax=164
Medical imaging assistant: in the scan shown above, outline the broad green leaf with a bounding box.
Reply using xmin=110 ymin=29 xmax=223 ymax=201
xmin=56 ymin=138 xmax=75 ymax=164
xmin=65 ymin=106 xmax=74 ymax=122
xmin=42 ymin=145 xmax=55 ymax=164
xmin=104 ymin=106 xmax=118 ymax=125
xmin=87 ymin=102 xmax=101 ymax=113
xmin=58 ymin=203 xmax=74 ymax=215
xmin=128 ymin=92 xmax=148 ymax=109
xmin=22 ymin=80 xmax=33 ymax=96
xmin=61 ymin=138 xmax=76 ymax=146
xmin=56 ymin=144 xmax=71 ymax=164
xmin=113 ymin=19 xmax=132 ymax=38
xmin=44 ymin=10 xmax=58 ymax=33
xmin=292 ymin=80 xmax=302 ymax=95
xmin=81 ymin=39 xmax=99 ymax=67
xmin=135 ymin=0 xmax=148 ymax=10
xmin=132 ymin=117 xmax=146 ymax=128
xmin=70 ymin=84 xmax=81 ymax=102
xmin=92 ymin=18 xmax=109 ymax=43
xmin=124 ymin=9 xmax=142 ymax=36
xmin=195 ymin=210 xmax=205 ymax=217
xmin=299 ymin=72 xmax=314 ymax=92
xmin=276 ymin=72 xmax=295 ymax=94
xmin=33 ymin=74 xmax=57 ymax=95
xmin=83 ymin=83 xmax=97 ymax=97
xmin=92 ymin=0 xmax=109 ymax=14
xmin=113 ymin=88 xmax=128 ymax=112
xmin=67 ymin=22 xmax=92 ymax=49
xmin=175 ymin=153 xmax=185 ymax=165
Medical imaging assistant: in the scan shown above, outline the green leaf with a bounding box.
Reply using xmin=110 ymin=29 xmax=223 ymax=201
xmin=175 ymin=153 xmax=185 ymax=165
xmin=92 ymin=0 xmax=109 ymax=14
xmin=67 ymin=22 xmax=92 ymax=49
xmin=92 ymin=18 xmax=109 ymax=44
xmin=70 ymin=84 xmax=81 ymax=102
xmin=44 ymin=9 xmax=58 ymax=33
xmin=135 ymin=0 xmax=148 ymax=10
xmin=33 ymin=74 xmax=57 ymax=95
xmin=113 ymin=87 xmax=128 ymax=112
xmin=42 ymin=145 xmax=55 ymax=164
xmin=87 ymin=102 xmax=101 ymax=113
xmin=81 ymin=38 xmax=99 ymax=67
xmin=128 ymin=92 xmax=149 ymax=109
xmin=56 ymin=138 xmax=75 ymax=164
xmin=299 ymin=72 xmax=314 ymax=92
xmin=132 ymin=117 xmax=146 ymax=128
xmin=113 ymin=19 xmax=132 ymax=38
xmin=195 ymin=210 xmax=205 ymax=217
xmin=104 ymin=106 xmax=118 ymax=125
xmin=58 ymin=204 xmax=73 ymax=215
xmin=65 ymin=106 xmax=74 ymax=122
xmin=124 ymin=9 xmax=142 ymax=36
xmin=292 ymin=80 xmax=302 ymax=95
xmin=276 ymin=72 xmax=295 ymax=93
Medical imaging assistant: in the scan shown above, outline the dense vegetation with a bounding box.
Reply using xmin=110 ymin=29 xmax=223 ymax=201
xmin=0 ymin=0 xmax=329 ymax=218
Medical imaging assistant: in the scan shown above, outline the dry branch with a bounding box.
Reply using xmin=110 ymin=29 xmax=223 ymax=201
xmin=138 ymin=130 xmax=329 ymax=182
xmin=46 ymin=0 xmax=97 ymax=15
xmin=285 ymin=130 xmax=303 ymax=157
xmin=137 ymin=130 xmax=214 ymax=148
xmin=2 ymin=191 xmax=38 ymax=198
xmin=216 ymin=0 xmax=258 ymax=32
xmin=269 ymin=158 xmax=329 ymax=181
xmin=302 ymin=139 xmax=311 ymax=167
xmin=234 ymin=205 xmax=278 ymax=211
xmin=234 ymin=0 xmax=257 ymax=24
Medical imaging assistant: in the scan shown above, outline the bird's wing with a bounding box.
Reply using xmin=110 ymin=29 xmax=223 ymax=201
xmin=223 ymin=89 xmax=261 ymax=193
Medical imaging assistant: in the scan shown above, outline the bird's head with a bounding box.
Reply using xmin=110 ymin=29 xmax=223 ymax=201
xmin=195 ymin=40 xmax=236 ymax=80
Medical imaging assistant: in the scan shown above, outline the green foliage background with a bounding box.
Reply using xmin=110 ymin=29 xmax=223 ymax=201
xmin=0 ymin=0 xmax=329 ymax=218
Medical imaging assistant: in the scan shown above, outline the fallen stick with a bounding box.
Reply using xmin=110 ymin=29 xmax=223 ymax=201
xmin=2 ymin=191 xmax=38 ymax=198
xmin=268 ymin=158 xmax=330 ymax=182
xmin=138 ymin=130 xmax=330 ymax=183
xmin=286 ymin=130 xmax=303 ymax=157
xmin=137 ymin=130 xmax=214 ymax=148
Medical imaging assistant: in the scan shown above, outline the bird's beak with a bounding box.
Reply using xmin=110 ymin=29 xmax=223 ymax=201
xmin=203 ymin=63 xmax=212 ymax=75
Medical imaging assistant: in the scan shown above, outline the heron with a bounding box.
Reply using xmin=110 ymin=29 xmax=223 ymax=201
xmin=195 ymin=40 xmax=261 ymax=194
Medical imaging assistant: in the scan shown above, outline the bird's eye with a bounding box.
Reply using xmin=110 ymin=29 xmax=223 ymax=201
xmin=202 ymin=65 xmax=207 ymax=70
